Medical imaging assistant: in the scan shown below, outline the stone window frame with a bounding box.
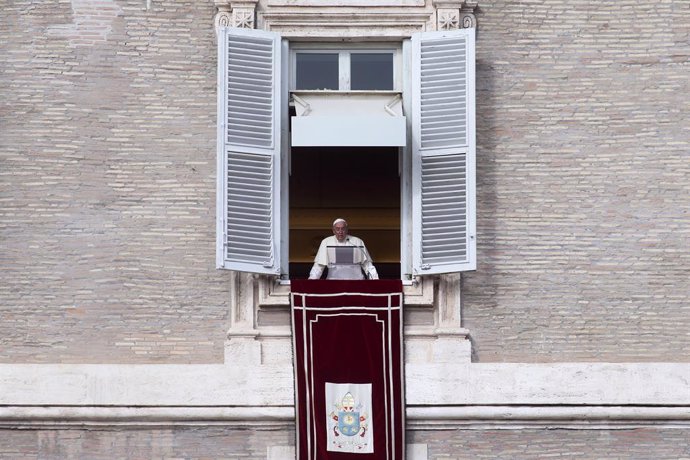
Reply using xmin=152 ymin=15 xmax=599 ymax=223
xmin=216 ymin=0 xmax=477 ymax=366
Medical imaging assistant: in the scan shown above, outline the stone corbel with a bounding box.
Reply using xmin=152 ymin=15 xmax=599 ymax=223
xmin=433 ymin=0 xmax=477 ymax=30
xmin=214 ymin=0 xmax=259 ymax=31
xmin=214 ymin=0 xmax=232 ymax=30
xmin=460 ymin=0 xmax=478 ymax=29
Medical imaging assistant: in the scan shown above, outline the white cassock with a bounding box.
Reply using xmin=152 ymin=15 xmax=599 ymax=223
xmin=308 ymin=235 xmax=379 ymax=280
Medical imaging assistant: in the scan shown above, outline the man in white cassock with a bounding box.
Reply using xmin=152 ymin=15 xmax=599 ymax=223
xmin=308 ymin=218 xmax=379 ymax=280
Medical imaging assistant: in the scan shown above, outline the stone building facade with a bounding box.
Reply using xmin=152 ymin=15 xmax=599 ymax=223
xmin=1 ymin=0 xmax=689 ymax=458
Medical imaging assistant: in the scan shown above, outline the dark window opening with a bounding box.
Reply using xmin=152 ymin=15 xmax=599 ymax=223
xmin=289 ymin=147 xmax=401 ymax=279
xmin=295 ymin=53 xmax=339 ymax=90
xmin=350 ymin=53 xmax=394 ymax=90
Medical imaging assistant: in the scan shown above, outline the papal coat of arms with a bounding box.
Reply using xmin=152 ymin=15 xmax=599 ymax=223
xmin=325 ymin=383 xmax=374 ymax=453
xmin=333 ymin=392 xmax=367 ymax=437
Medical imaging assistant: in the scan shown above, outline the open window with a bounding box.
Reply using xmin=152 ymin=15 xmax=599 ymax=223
xmin=291 ymin=46 xmax=400 ymax=91
xmin=290 ymin=44 xmax=406 ymax=148
xmin=288 ymin=146 xmax=401 ymax=279
xmin=217 ymin=27 xmax=476 ymax=278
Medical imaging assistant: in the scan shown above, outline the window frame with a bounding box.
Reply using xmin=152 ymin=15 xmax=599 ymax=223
xmin=289 ymin=43 xmax=403 ymax=92
xmin=218 ymin=28 xmax=476 ymax=279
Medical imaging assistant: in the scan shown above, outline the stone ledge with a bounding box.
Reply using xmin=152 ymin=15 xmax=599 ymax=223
xmin=1 ymin=363 xmax=688 ymax=407
xmin=2 ymin=405 xmax=690 ymax=430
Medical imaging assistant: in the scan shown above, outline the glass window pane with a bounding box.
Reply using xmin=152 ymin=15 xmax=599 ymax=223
xmin=350 ymin=53 xmax=394 ymax=91
xmin=296 ymin=53 xmax=339 ymax=90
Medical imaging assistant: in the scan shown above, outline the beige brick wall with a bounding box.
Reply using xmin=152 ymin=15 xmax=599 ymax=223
xmin=464 ymin=0 xmax=690 ymax=362
xmin=409 ymin=428 xmax=690 ymax=459
xmin=0 ymin=426 xmax=294 ymax=459
xmin=0 ymin=0 xmax=229 ymax=363
xmin=1 ymin=0 xmax=688 ymax=364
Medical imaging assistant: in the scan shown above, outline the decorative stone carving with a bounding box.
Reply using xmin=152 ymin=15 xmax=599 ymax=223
xmin=214 ymin=0 xmax=258 ymax=30
xmin=437 ymin=8 xmax=460 ymax=30
xmin=461 ymin=12 xmax=476 ymax=29
xmin=215 ymin=0 xmax=478 ymax=34
xmin=213 ymin=0 xmax=231 ymax=32
xmin=460 ymin=0 xmax=478 ymax=28
xmin=232 ymin=7 xmax=256 ymax=28
xmin=214 ymin=10 xmax=232 ymax=30
xmin=434 ymin=0 xmax=477 ymax=29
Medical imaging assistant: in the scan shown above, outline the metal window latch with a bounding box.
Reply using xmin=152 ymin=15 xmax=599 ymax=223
xmin=421 ymin=264 xmax=431 ymax=270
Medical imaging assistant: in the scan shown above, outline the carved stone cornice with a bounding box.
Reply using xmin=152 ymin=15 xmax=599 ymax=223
xmin=214 ymin=0 xmax=478 ymax=33
xmin=258 ymin=11 xmax=433 ymax=38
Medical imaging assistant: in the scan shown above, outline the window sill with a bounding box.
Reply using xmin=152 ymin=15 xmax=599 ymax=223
xmin=265 ymin=275 xmax=433 ymax=307
xmin=277 ymin=278 xmax=416 ymax=286
xmin=291 ymin=90 xmax=401 ymax=95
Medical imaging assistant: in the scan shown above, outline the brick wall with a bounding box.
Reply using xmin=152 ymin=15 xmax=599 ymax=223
xmin=0 ymin=426 xmax=293 ymax=459
xmin=1 ymin=0 xmax=688 ymax=364
xmin=0 ymin=0 xmax=229 ymax=363
xmin=464 ymin=0 xmax=690 ymax=362
xmin=409 ymin=428 xmax=690 ymax=459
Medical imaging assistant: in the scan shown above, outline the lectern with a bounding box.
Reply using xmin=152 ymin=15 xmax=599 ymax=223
xmin=325 ymin=245 xmax=366 ymax=280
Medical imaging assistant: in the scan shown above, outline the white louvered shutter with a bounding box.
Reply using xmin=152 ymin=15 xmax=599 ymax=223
xmin=411 ymin=28 xmax=476 ymax=274
xmin=216 ymin=27 xmax=282 ymax=274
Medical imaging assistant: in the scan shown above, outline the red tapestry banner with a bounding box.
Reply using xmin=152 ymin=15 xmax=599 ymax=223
xmin=291 ymin=280 xmax=405 ymax=460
